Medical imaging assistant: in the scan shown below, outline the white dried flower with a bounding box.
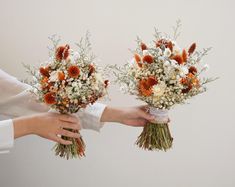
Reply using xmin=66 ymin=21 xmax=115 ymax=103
xmin=153 ymin=82 xmax=166 ymax=97
xmin=49 ymin=71 xmax=58 ymax=82
xmin=163 ymin=48 xmax=172 ymax=57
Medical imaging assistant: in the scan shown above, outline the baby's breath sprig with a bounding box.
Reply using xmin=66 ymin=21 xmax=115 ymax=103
xmin=194 ymin=47 xmax=212 ymax=63
xmin=48 ymin=34 xmax=61 ymax=57
xmin=75 ymin=31 xmax=96 ymax=64
xmin=172 ymin=19 xmax=182 ymax=40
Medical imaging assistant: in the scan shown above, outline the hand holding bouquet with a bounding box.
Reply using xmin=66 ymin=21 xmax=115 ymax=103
xmin=110 ymin=21 xmax=216 ymax=151
xmin=25 ymin=33 xmax=108 ymax=159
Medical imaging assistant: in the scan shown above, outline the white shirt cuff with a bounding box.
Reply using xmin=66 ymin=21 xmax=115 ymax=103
xmin=77 ymin=103 xmax=107 ymax=132
xmin=0 ymin=119 xmax=14 ymax=154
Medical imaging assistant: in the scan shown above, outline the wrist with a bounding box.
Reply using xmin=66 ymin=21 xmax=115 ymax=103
xmin=100 ymin=106 xmax=123 ymax=123
xmin=13 ymin=116 xmax=36 ymax=139
xmin=26 ymin=115 xmax=39 ymax=135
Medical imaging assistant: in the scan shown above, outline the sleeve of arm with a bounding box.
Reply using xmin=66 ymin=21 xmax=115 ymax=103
xmin=0 ymin=89 xmax=48 ymax=118
xmin=0 ymin=69 xmax=107 ymax=131
xmin=75 ymin=103 xmax=107 ymax=132
xmin=0 ymin=69 xmax=49 ymax=117
xmin=0 ymin=119 xmax=14 ymax=154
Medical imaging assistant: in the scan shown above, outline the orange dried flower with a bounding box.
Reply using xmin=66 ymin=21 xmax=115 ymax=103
xmin=88 ymin=64 xmax=95 ymax=76
xmin=189 ymin=66 xmax=197 ymax=75
xmin=104 ymin=80 xmax=109 ymax=88
xmin=139 ymin=79 xmax=153 ymax=96
xmin=167 ymin=41 xmax=173 ymax=52
xmin=182 ymin=49 xmax=188 ymax=62
xmin=40 ymin=76 xmax=54 ymax=91
xmin=172 ymin=55 xmax=183 ymax=65
xmin=156 ymin=39 xmax=173 ymax=51
xmin=187 ymin=73 xmax=194 ymax=79
xmin=41 ymin=77 xmax=49 ymax=84
xmin=156 ymin=39 xmax=167 ymax=47
xmin=140 ymin=42 xmax=147 ymax=51
xmin=186 ymin=72 xmax=200 ymax=87
xmin=147 ymin=76 xmax=158 ymax=86
xmin=182 ymin=84 xmax=192 ymax=93
xmin=139 ymin=76 xmax=157 ymax=97
xmin=56 ymin=44 xmax=70 ymax=61
xmin=39 ymin=67 xmax=49 ymax=77
xmin=188 ymin=43 xmax=196 ymax=55
xmin=68 ymin=65 xmax=80 ymax=78
xmin=58 ymin=71 xmax=65 ymax=81
xmin=40 ymin=77 xmax=50 ymax=90
xmin=134 ymin=54 xmax=142 ymax=67
xmin=192 ymin=78 xmax=200 ymax=87
xmin=180 ymin=77 xmax=188 ymax=85
xmin=44 ymin=92 xmax=56 ymax=105
xmin=142 ymin=55 xmax=154 ymax=64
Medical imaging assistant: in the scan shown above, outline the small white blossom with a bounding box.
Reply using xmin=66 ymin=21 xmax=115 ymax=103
xmin=202 ymin=64 xmax=209 ymax=71
xmin=143 ymin=50 xmax=150 ymax=56
xmin=177 ymin=66 xmax=189 ymax=77
xmin=153 ymin=82 xmax=166 ymax=97
xmin=49 ymin=71 xmax=58 ymax=82
xmin=155 ymin=47 xmax=163 ymax=56
xmin=163 ymin=48 xmax=172 ymax=57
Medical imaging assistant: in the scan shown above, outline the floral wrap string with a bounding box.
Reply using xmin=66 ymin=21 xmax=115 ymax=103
xmin=149 ymin=107 xmax=169 ymax=124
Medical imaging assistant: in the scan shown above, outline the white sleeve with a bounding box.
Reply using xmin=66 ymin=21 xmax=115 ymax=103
xmin=0 ymin=119 xmax=14 ymax=154
xmin=0 ymin=69 xmax=106 ymax=131
xmin=77 ymin=103 xmax=106 ymax=132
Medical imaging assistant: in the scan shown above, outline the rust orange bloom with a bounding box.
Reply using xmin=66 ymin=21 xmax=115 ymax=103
xmin=40 ymin=77 xmax=50 ymax=90
xmin=192 ymin=78 xmax=200 ymax=87
xmin=147 ymin=76 xmax=158 ymax=86
xmin=182 ymin=84 xmax=192 ymax=93
xmin=56 ymin=44 xmax=70 ymax=61
xmin=41 ymin=77 xmax=49 ymax=84
xmin=167 ymin=41 xmax=173 ymax=52
xmin=172 ymin=55 xmax=183 ymax=65
xmin=139 ymin=76 xmax=157 ymax=97
xmin=68 ymin=65 xmax=80 ymax=78
xmin=58 ymin=71 xmax=65 ymax=81
xmin=134 ymin=54 xmax=142 ymax=67
xmin=180 ymin=77 xmax=188 ymax=85
xmin=140 ymin=42 xmax=147 ymax=51
xmin=189 ymin=66 xmax=197 ymax=75
xmin=156 ymin=39 xmax=173 ymax=52
xmin=104 ymin=80 xmax=109 ymax=88
xmin=187 ymin=72 xmax=194 ymax=79
xmin=188 ymin=43 xmax=196 ymax=55
xmin=88 ymin=64 xmax=95 ymax=76
xmin=39 ymin=67 xmax=50 ymax=77
xmin=44 ymin=92 xmax=56 ymax=105
xmin=139 ymin=79 xmax=152 ymax=96
xmin=142 ymin=55 xmax=154 ymax=64
xmin=182 ymin=49 xmax=188 ymax=62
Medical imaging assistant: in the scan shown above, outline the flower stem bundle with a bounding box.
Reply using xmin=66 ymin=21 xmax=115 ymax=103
xmin=136 ymin=122 xmax=173 ymax=151
xmin=54 ymin=130 xmax=85 ymax=159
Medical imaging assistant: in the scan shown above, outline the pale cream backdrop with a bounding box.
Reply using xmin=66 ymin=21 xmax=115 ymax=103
xmin=0 ymin=0 xmax=234 ymax=186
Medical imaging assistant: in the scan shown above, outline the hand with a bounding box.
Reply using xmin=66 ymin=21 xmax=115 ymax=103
xmin=101 ymin=106 xmax=154 ymax=127
xmin=13 ymin=113 xmax=81 ymax=145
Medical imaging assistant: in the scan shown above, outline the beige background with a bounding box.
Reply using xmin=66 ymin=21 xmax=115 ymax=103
xmin=0 ymin=0 xmax=234 ymax=186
